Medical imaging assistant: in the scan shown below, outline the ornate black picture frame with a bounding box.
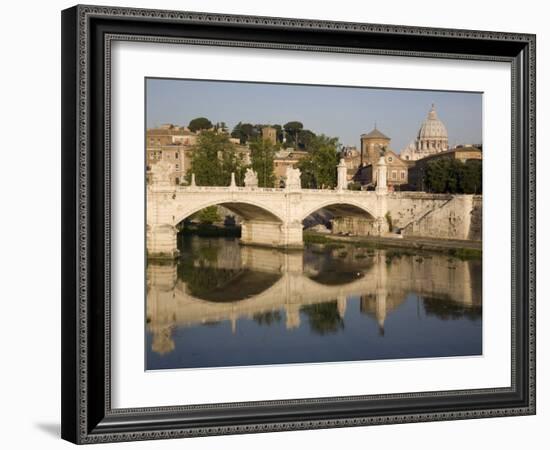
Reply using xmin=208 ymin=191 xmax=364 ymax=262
xmin=61 ymin=4 xmax=536 ymax=444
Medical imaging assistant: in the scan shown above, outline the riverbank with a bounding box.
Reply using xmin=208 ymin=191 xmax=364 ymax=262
xmin=175 ymin=226 xmax=482 ymax=259
xmin=304 ymin=231 xmax=482 ymax=259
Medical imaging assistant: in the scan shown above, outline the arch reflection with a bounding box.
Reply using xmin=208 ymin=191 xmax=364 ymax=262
xmin=146 ymin=237 xmax=482 ymax=358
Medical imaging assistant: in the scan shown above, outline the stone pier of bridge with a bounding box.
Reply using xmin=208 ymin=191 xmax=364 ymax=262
xmin=240 ymin=220 xmax=304 ymax=248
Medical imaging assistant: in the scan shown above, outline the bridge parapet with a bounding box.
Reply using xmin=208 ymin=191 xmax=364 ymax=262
xmin=173 ymin=185 xmax=383 ymax=196
xmin=176 ymin=185 xmax=286 ymax=193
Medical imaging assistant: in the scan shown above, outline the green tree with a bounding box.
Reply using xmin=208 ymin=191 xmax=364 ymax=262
xmin=297 ymin=129 xmax=316 ymax=150
xmin=424 ymin=159 xmax=449 ymax=193
xmin=283 ymin=121 xmax=304 ymax=148
xmin=194 ymin=206 xmax=221 ymax=225
xmin=230 ymin=121 xmax=243 ymax=141
xmin=188 ymin=117 xmax=213 ymax=132
xmin=221 ymin=145 xmax=247 ymax=186
xmin=187 ymin=131 xmax=245 ymax=186
xmin=446 ymin=159 xmax=461 ymax=193
xmin=297 ymin=157 xmax=316 ymax=189
xmin=424 ymin=158 xmax=482 ymax=194
xmin=459 ymin=159 xmax=482 ymax=194
xmin=272 ymin=124 xmax=284 ymax=143
xmin=213 ymin=121 xmax=228 ymax=133
xmin=297 ymin=135 xmax=340 ymax=189
xmin=231 ymin=122 xmax=259 ymax=144
xmin=249 ymin=138 xmax=276 ymax=187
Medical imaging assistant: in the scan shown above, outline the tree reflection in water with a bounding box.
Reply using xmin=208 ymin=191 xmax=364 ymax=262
xmin=177 ymin=238 xmax=281 ymax=302
xmin=422 ymin=296 xmax=482 ymax=321
xmin=300 ymin=301 xmax=345 ymax=335
xmin=252 ymin=311 xmax=283 ymax=326
xmin=146 ymin=236 xmax=483 ymax=369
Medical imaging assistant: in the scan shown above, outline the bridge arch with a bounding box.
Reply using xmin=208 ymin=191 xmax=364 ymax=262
xmin=148 ymin=188 xmax=387 ymax=257
xmin=300 ymin=200 xmax=377 ymax=223
xmin=176 ymin=274 xmax=287 ymax=306
xmin=180 ymin=270 xmax=283 ymax=303
xmin=173 ymin=198 xmax=285 ymax=226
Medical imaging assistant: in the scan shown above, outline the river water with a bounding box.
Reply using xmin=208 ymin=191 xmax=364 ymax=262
xmin=146 ymin=236 xmax=482 ymax=370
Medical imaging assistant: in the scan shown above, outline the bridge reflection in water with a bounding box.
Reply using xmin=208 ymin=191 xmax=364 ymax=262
xmin=146 ymin=237 xmax=482 ymax=369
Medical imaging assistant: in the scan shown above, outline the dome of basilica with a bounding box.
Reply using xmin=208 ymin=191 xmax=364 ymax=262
xmin=417 ymin=104 xmax=448 ymax=139
xmin=400 ymin=104 xmax=449 ymax=161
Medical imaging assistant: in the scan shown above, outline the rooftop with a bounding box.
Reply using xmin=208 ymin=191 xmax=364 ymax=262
xmin=414 ymin=145 xmax=482 ymax=163
xmin=147 ymin=128 xmax=195 ymax=136
xmin=361 ymin=127 xmax=390 ymax=140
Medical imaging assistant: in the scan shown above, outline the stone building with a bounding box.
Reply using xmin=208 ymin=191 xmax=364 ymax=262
xmin=354 ymin=151 xmax=409 ymax=189
xmin=273 ymin=149 xmax=309 ymax=186
xmin=340 ymin=146 xmax=361 ymax=181
xmin=146 ymin=145 xmax=193 ymax=186
xmin=147 ymin=124 xmax=198 ymax=147
xmin=360 ymin=127 xmax=391 ymax=165
xmin=354 ymin=127 xmax=409 ymax=189
xmin=407 ymin=145 xmax=482 ymax=191
xmin=146 ymin=125 xmax=251 ymax=185
xmin=400 ymin=104 xmax=449 ymax=161
xmin=234 ymin=145 xmax=252 ymax=166
xmin=146 ymin=125 xmax=199 ymax=185
xmin=261 ymin=126 xmax=277 ymax=145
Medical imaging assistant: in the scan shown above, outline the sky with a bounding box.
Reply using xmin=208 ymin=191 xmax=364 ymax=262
xmin=146 ymin=78 xmax=482 ymax=153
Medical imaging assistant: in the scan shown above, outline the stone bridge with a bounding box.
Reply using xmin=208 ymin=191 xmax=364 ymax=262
xmin=147 ymin=158 xmax=481 ymax=258
xmin=147 ymin=159 xmax=391 ymax=258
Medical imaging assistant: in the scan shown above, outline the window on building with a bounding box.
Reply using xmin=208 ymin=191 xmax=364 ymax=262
xmin=175 ymin=164 xmax=179 ymax=169
xmin=388 ymin=156 xmax=393 ymax=162
xmin=175 ymin=177 xmax=180 ymax=185
xmin=175 ymin=152 xmax=179 ymax=159
xmin=391 ymin=170 xmax=397 ymax=179
xmin=400 ymin=171 xmax=405 ymax=180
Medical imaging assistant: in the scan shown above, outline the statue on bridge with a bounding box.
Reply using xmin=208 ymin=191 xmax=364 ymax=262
xmin=375 ymin=155 xmax=388 ymax=194
xmin=244 ymin=168 xmax=259 ymax=188
xmin=150 ymin=161 xmax=173 ymax=186
xmin=337 ymin=158 xmax=348 ymax=191
xmin=285 ymin=166 xmax=302 ymax=190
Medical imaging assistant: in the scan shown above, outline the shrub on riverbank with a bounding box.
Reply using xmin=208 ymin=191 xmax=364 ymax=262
xmin=303 ymin=232 xmax=332 ymax=244
xmin=304 ymin=231 xmax=481 ymax=260
xmin=447 ymin=247 xmax=482 ymax=260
